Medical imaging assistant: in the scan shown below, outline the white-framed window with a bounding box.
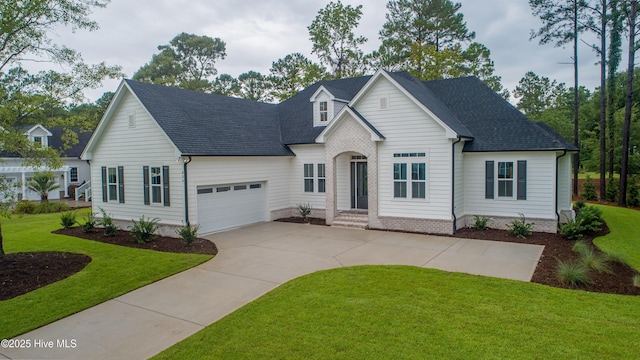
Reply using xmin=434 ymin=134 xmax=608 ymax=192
xmin=150 ymin=166 xmax=162 ymax=203
xmin=393 ymin=153 xmax=427 ymax=200
xmin=304 ymin=163 xmax=314 ymax=192
xmin=143 ymin=165 xmax=170 ymax=206
xmin=319 ymin=101 xmax=328 ymax=122
xmin=33 ymin=136 xmax=42 ymax=146
xmin=107 ymin=167 xmax=118 ymax=201
xmin=317 ymin=164 xmax=326 ymax=193
xmin=497 ymin=162 xmax=514 ymax=198
xmin=70 ymin=167 xmax=78 ymax=182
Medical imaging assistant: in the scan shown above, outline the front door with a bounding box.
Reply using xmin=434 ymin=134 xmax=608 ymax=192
xmin=350 ymin=161 xmax=368 ymax=209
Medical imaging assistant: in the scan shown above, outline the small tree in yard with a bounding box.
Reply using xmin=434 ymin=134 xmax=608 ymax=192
xmin=27 ymin=172 xmax=60 ymax=203
xmin=581 ymin=175 xmax=598 ymax=201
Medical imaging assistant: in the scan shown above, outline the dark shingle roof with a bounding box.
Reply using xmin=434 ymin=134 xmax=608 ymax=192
xmin=125 ymin=80 xmax=293 ymax=156
xmin=423 ymin=76 xmax=578 ymax=152
xmin=121 ymin=72 xmax=575 ymax=155
xmin=1 ymin=126 xmax=91 ymax=158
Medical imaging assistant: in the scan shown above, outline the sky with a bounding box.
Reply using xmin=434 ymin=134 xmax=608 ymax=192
xmin=37 ymin=0 xmax=611 ymax=103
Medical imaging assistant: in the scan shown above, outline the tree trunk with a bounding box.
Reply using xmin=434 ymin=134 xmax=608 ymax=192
xmin=573 ymin=0 xmax=581 ymax=196
xmin=620 ymin=0 xmax=637 ymax=206
xmin=599 ymin=0 xmax=608 ymax=202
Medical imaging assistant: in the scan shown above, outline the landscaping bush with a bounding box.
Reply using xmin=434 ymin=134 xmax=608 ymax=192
xmin=98 ymin=208 xmax=117 ymax=237
xmin=507 ymin=214 xmax=534 ymax=239
xmin=576 ymin=205 xmax=602 ymax=233
xmin=581 ymin=175 xmax=597 ymax=201
xmin=556 ymin=260 xmax=591 ymax=287
xmin=559 ymin=218 xmax=585 ymax=240
xmin=13 ymin=200 xmax=36 ymax=214
xmin=627 ymin=176 xmax=640 ymax=207
xmin=60 ymin=211 xmax=77 ymax=229
xmin=574 ymin=200 xmax=586 ymax=210
xmin=129 ymin=216 xmax=160 ymax=244
xmin=472 ymin=216 xmax=490 ymax=231
xmin=177 ymin=224 xmax=200 ymax=245
xmin=34 ymin=202 xmax=70 ymax=214
xmin=573 ymin=240 xmax=612 ymax=274
xmin=606 ymin=178 xmax=619 ymax=203
xmin=82 ymin=212 xmax=97 ymax=233
xmin=297 ymin=203 xmax=312 ymax=222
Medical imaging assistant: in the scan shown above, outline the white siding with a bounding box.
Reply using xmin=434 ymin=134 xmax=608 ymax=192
xmin=65 ymin=158 xmax=90 ymax=184
xmin=336 ymin=153 xmax=353 ymax=210
xmin=289 ymin=145 xmax=326 ymax=210
xmin=463 ymin=152 xmax=557 ymax=219
xmin=353 ymin=76 xmax=453 ymax=219
xmin=90 ymin=90 xmax=184 ymax=224
xmin=187 ymin=156 xmax=291 ymax=225
xmin=313 ymin=91 xmax=334 ymax=127
xmin=453 ymin=140 xmax=465 ymax=224
xmin=557 ymin=152 xmax=573 ymax=213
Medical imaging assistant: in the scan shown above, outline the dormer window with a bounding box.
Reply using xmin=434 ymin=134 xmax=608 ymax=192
xmin=33 ymin=136 xmax=42 ymax=146
xmin=320 ymin=101 xmax=328 ymax=122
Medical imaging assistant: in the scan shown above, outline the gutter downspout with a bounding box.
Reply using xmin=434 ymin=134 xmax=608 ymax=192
xmin=555 ymin=150 xmax=567 ymax=225
xmin=451 ymin=137 xmax=462 ymax=234
xmin=183 ymin=156 xmax=192 ymax=226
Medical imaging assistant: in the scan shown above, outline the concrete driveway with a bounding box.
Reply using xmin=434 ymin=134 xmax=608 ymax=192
xmin=2 ymin=222 xmax=543 ymax=360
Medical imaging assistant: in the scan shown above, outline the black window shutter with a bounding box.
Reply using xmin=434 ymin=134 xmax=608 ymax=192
xmin=517 ymin=160 xmax=527 ymax=200
xmin=117 ymin=166 xmax=125 ymax=203
xmin=143 ymin=166 xmax=150 ymax=205
xmin=101 ymin=166 xmax=107 ymax=202
xmin=485 ymin=161 xmax=494 ymax=199
xmin=162 ymin=165 xmax=170 ymax=206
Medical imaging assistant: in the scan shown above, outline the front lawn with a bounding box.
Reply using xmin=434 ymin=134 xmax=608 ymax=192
xmin=155 ymin=204 xmax=640 ymax=359
xmin=0 ymin=209 xmax=212 ymax=339
xmin=155 ymin=266 xmax=640 ymax=359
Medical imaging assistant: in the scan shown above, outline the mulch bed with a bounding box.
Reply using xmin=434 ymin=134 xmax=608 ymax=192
xmin=0 ymin=252 xmax=91 ymax=301
xmin=275 ymin=217 xmax=329 ymax=226
xmin=278 ymin=216 xmax=640 ymax=296
xmin=0 ymin=227 xmax=218 ymax=301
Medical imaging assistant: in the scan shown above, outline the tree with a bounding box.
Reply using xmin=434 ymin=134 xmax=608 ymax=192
xmin=308 ymin=1 xmax=367 ymax=78
xmin=607 ymin=0 xmax=624 ymax=180
xmin=530 ymin=0 xmax=589 ymax=196
xmin=376 ymin=0 xmax=475 ymax=73
xmin=237 ymin=71 xmax=273 ymax=102
xmin=27 ymin=172 xmax=60 ymax=203
xmin=513 ymin=71 xmax=567 ymax=118
xmin=133 ymin=33 xmax=226 ymax=92
xmin=0 ymin=0 xmax=121 ymax=257
xmin=211 ymin=74 xmax=240 ymax=97
xmin=269 ymin=53 xmax=327 ymax=101
xmin=620 ymin=0 xmax=640 ymax=206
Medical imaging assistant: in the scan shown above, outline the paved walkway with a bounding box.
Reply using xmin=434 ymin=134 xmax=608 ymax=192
xmin=2 ymin=222 xmax=543 ymax=360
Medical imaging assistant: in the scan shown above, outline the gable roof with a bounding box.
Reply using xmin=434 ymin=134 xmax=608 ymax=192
xmin=316 ymin=106 xmax=385 ymax=143
xmin=0 ymin=125 xmax=91 ymax=158
xmin=423 ymin=76 xmax=578 ymax=152
xmin=124 ymin=80 xmax=293 ymax=156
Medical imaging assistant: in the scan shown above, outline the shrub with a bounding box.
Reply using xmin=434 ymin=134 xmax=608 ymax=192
xmin=34 ymin=202 xmax=70 ymax=214
xmin=576 ymin=205 xmax=602 ymax=233
xmin=60 ymin=211 xmax=77 ymax=229
xmin=98 ymin=208 xmax=117 ymax=237
xmin=507 ymin=213 xmax=534 ymax=239
xmin=628 ymin=176 xmax=640 ymax=207
xmin=13 ymin=200 xmax=36 ymax=214
xmin=472 ymin=216 xmax=490 ymax=231
xmin=580 ymin=248 xmax=613 ymax=274
xmin=581 ymin=175 xmax=597 ymax=201
xmin=82 ymin=212 xmax=97 ymax=233
xmin=559 ymin=218 xmax=585 ymax=240
xmin=177 ymin=224 xmax=200 ymax=245
xmin=129 ymin=216 xmax=160 ymax=244
xmin=605 ymin=178 xmax=619 ymax=203
xmin=556 ymin=260 xmax=591 ymax=287
xmin=574 ymin=200 xmax=586 ymax=210
xmin=571 ymin=240 xmax=591 ymax=256
xmin=297 ymin=203 xmax=312 ymax=222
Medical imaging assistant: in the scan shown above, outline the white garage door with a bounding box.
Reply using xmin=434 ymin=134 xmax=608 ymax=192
xmin=197 ymin=182 xmax=267 ymax=234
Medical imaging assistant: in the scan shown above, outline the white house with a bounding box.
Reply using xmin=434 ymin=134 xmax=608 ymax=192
xmin=0 ymin=125 xmax=92 ymax=201
xmin=81 ymin=70 xmax=576 ymax=236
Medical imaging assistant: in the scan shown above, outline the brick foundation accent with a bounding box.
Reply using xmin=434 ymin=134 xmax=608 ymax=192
xmin=270 ymin=207 xmax=326 ymax=220
xmin=371 ymin=216 xmax=454 ymax=235
xmin=458 ymin=214 xmax=558 ymax=234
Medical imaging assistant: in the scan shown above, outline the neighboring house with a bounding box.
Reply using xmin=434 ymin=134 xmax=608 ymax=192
xmin=0 ymin=124 xmax=92 ymax=201
xmin=81 ymin=69 xmax=576 ymax=236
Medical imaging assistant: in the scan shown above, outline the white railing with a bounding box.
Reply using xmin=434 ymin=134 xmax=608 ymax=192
xmin=75 ymin=180 xmax=92 ymax=202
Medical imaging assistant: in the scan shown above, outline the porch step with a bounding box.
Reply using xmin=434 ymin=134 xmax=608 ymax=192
xmin=332 ymin=212 xmax=368 ymax=230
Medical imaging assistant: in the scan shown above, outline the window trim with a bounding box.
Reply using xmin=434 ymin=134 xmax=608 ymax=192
xmin=497 ymin=161 xmax=514 ymax=198
xmin=317 ymin=163 xmax=326 ymax=193
xmin=485 ymin=160 xmax=527 ymax=201
xmin=319 ymin=101 xmax=328 ymax=122
xmin=69 ymin=167 xmax=78 ymax=182
xmin=103 ymin=166 xmax=124 ymax=203
xmin=303 ymin=163 xmax=314 ymax=192
xmin=150 ymin=166 xmax=163 ymax=204
xmin=393 ymin=153 xmax=427 ymax=201
xmin=143 ymin=165 xmax=170 ymax=206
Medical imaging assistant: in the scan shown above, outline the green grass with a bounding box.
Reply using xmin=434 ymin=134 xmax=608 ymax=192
xmin=593 ymin=205 xmax=640 ymax=271
xmin=155 ymin=204 xmax=640 ymax=359
xmin=154 ymin=266 xmax=640 ymax=359
xmin=0 ymin=209 xmax=212 ymax=339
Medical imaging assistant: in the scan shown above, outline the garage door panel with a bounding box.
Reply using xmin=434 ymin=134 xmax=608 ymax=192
xmin=197 ymin=182 xmax=266 ymax=234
